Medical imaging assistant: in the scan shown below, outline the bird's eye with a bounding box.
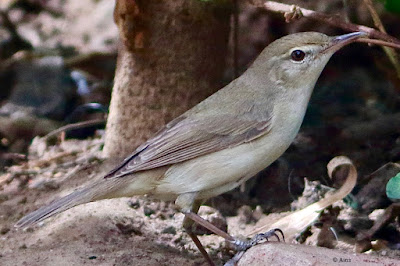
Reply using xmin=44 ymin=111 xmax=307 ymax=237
xmin=291 ymin=50 xmax=306 ymax=61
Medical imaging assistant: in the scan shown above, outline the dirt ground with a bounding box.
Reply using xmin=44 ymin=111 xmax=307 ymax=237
xmin=0 ymin=160 xmax=229 ymax=266
xmin=1 ymin=145 xmax=266 ymax=266
xmin=1 ymin=142 xmax=399 ymax=266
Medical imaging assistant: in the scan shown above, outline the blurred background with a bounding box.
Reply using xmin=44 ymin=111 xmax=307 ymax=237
xmin=1 ymin=0 xmax=400 ymax=262
xmin=1 ymin=0 xmax=399 ymax=208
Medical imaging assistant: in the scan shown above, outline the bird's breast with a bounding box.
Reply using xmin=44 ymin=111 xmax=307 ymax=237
xmin=154 ymin=110 xmax=304 ymax=199
xmin=154 ymin=88 xmax=312 ymax=199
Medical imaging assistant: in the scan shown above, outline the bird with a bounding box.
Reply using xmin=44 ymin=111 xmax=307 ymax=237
xmin=16 ymin=31 xmax=366 ymax=265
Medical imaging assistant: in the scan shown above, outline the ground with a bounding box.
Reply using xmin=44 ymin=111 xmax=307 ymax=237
xmin=0 ymin=142 xmax=248 ymax=265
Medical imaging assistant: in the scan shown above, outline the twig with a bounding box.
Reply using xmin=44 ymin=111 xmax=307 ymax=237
xmin=0 ymin=9 xmax=32 ymax=54
xmin=362 ymin=0 xmax=400 ymax=78
xmin=0 ymin=173 xmax=11 ymax=186
xmin=252 ymin=0 xmax=400 ymax=44
xmin=342 ymin=0 xmax=350 ymax=22
xmin=0 ymin=168 xmax=47 ymax=186
xmin=0 ymin=9 xmax=18 ymax=36
xmin=0 ymin=153 xmax=26 ymax=160
xmin=357 ymin=38 xmax=400 ymax=50
xmin=362 ymin=0 xmax=386 ymax=33
xmin=58 ymin=165 xmax=84 ymax=183
xmin=44 ymin=119 xmax=106 ymax=139
xmin=233 ymin=0 xmax=239 ymax=79
xmin=29 ymin=150 xmax=79 ymax=168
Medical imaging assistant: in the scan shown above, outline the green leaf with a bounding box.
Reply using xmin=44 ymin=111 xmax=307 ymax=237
xmin=343 ymin=194 xmax=359 ymax=209
xmin=379 ymin=0 xmax=400 ymax=14
xmin=386 ymin=172 xmax=400 ymax=200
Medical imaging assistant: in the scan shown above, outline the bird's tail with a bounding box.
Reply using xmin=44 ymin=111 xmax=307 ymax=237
xmin=15 ymin=177 xmax=130 ymax=228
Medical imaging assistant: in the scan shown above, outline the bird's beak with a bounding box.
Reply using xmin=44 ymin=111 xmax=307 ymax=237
xmin=323 ymin=31 xmax=368 ymax=53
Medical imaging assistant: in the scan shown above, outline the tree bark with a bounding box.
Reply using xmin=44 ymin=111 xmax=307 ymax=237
xmin=104 ymin=0 xmax=231 ymax=158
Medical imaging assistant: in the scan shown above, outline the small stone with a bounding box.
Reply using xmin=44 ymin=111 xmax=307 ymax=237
xmin=0 ymin=227 xmax=10 ymax=235
xmin=128 ymin=199 xmax=140 ymax=209
xmin=143 ymin=206 xmax=155 ymax=216
xmin=18 ymin=197 xmax=27 ymax=204
xmin=172 ymin=235 xmax=184 ymax=244
xmin=356 ymin=238 xmax=372 ymax=253
xmin=29 ymin=178 xmax=59 ymax=191
xmin=238 ymin=205 xmax=254 ymax=224
xmin=343 ymin=216 xmax=373 ymax=232
xmin=368 ymin=209 xmax=385 ymax=221
xmin=0 ymin=194 xmax=9 ymax=203
xmin=115 ymin=222 xmax=142 ymax=236
xmin=53 ymin=172 xmax=63 ymax=178
xmin=252 ymin=206 xmax=264 ymax=221
xmin=161 ymin=226 xmax=176 ymax=235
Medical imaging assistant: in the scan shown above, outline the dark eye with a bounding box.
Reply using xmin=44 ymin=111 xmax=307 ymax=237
xmin=291 ymin=50 xmax=305 ymax=61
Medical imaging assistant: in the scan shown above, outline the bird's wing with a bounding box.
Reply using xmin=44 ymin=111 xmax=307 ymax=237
xmin=104 ymin=106 xmax=273 ymax=178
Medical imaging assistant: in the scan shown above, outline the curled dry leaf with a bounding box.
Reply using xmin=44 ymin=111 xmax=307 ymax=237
xmin=248 ymin=156 xmax=358 ymax=241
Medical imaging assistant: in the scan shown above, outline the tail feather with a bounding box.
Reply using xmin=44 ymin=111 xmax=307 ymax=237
xmin=15 ymin=177 xmax=129 ymax=228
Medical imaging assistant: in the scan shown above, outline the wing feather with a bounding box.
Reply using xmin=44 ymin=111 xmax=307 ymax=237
xmin=105 ymin=105 xmax=273 ymax=178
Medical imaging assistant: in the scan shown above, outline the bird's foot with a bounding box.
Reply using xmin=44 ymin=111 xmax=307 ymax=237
xmin=230 ymin=228 xmax=284 ymax=251
xmin=224 ymin=229 xmax=284 ymax=266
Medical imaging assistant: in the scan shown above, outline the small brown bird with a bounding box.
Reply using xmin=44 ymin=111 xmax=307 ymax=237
xmin=16 ymin=31 xmax=366 ymax=264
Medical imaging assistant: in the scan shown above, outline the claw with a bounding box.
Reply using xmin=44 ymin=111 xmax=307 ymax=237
xmin=226 ymin=229 xmax=285 ymax=265
xmin=274 ymin=228 xmax=285 ymax=242
xmin=261 ymin=228 xmax=284 ymax=242
xmin=229 ymin=228 xmax=285 ymax=251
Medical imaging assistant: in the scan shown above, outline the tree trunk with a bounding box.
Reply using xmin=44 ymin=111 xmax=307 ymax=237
xmin=103 ymin=0 xmax=231 ymax=158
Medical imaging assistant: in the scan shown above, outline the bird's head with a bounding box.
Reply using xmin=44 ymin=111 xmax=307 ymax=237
xmin=250 ymin=31 xmax=367 ymax=90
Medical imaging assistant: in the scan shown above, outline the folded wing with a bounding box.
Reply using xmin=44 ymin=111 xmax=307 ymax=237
xmin=105 ymin=107 xmax=273 ymax=178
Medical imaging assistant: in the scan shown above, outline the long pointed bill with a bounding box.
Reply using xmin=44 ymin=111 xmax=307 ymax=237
xmin=324 ymin=31 xmax=368 ymax=53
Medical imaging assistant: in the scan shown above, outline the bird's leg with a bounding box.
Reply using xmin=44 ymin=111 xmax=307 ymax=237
xmin=182 ymin=201 xmax=215 ymax=266
xmin=184 ymin=209 xmax=285 ymax=250
xmin=177 ymin=193 xmax=236 ymax=265
xmin=184 ymin=211 xmax=284 ymax=250
xmin=184 ymin=211 xmax=234 ymax=241
xmin=177 ymin=193 xmax=285 ymax=265
xmin=177 ymin=193 xmax=234 ymax=242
